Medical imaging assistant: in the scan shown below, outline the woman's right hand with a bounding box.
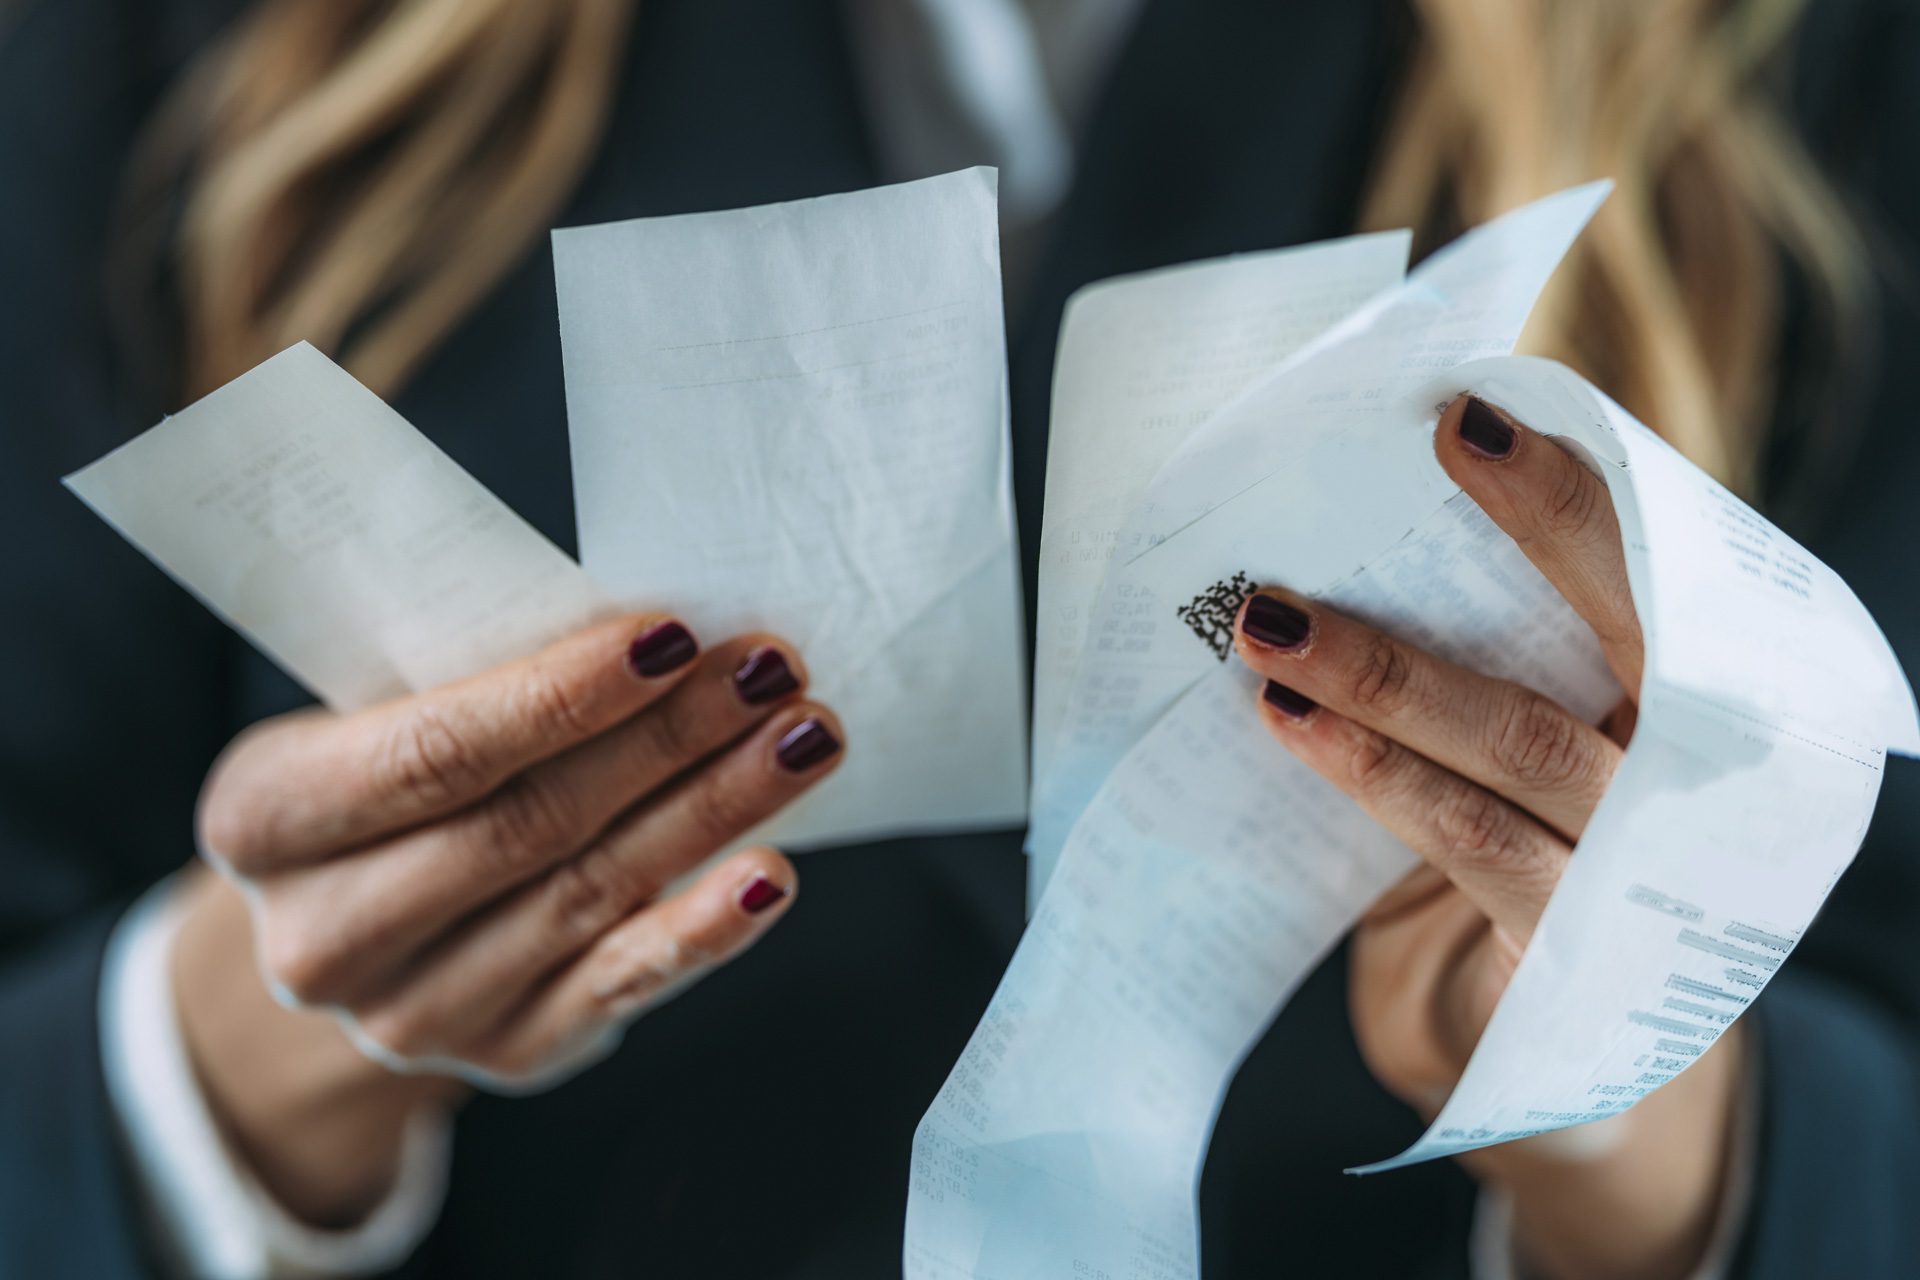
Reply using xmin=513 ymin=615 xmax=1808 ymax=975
xmin=176 ymin=613 xmax=842 ymax=1222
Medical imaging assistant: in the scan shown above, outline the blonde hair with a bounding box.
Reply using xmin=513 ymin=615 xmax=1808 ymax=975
xmin=126 ymin=0 xmax=1860 ymax=494
xmin=1361 ymin=0 xmax=1866 ymax=494
xmin=120 ymin=0 xmax=634 ymax=400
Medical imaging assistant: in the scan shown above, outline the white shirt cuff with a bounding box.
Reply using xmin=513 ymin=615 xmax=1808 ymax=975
xmin=1467 ymin=1034 xmax=1759 ymax=1280
xmin=99 ymin=876 xmax=452 ymax=1279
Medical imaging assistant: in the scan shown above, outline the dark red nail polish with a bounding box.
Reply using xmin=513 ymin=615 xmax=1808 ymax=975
xmin=1458 ymin=397 xmax=1517 ymax=460
xmin=733 ymin=647 xmax=800 ymax=705
xmin=1262 ymin=680 xmax=1317 ymax=720
xmin=627 ymin=621 xmax=697 ymax=678
xmin=739 ymin=875 xmax=788 ymax=915
xmin=774 ymin=718 xmax=840 ymax=772
xmin=1241 ymin=595 xmax=1311 ymax=650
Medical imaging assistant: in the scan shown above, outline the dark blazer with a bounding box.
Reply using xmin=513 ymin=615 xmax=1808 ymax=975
xmin=3 ymin=1 xmax=1919 ymax=1276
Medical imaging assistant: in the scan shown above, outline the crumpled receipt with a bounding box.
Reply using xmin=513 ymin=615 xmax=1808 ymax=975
xmin=63 ymin=169 xmax=1028 ymax=1086
xmin=906 ymin=183 xmax=1920 ymax=1277
xmin=555 ymin=166 xmax=1027 ymax=849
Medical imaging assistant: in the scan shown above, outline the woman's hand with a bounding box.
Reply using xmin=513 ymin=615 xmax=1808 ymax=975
xmin=1233 ymin=397 xmax=1744 ymax=1280
xmin=177 ymin=614 xmax=842 ymax=1225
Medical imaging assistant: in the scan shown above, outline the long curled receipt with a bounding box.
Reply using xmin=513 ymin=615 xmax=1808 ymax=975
xmin=66 ymin=169 xmax=1028 ymax=851
xmin=1028 ymin=230 xmax=1412 ymax=831
xmin=907 ymin=188 xmax=1920 ymax=1275
xmin=556 ymin=167 xmax=1027 ymax=848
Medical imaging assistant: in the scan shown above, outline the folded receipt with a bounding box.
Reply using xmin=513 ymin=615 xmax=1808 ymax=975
xmin=66 ymin=168 xmax=1027 ymax=856
xmin=906 ymin=184 xmax=1920 ymax=1276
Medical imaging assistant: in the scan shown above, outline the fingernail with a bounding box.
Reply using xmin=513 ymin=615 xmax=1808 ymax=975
xmin=1262 ymin=680 xmax=1318 ymax=720
xmin=774 ymin=718 xmax=840 ymax=772
xmin=1241 ymin=594 xmax=1311 ymax=650
xmin=739 ymin=875 xmax=788 ymax=915
xmin=733 ymin=647 xmax=800 ymax=706
xmin=628 ymin=621 xmax=697 ymax=678
xmin=1458 ymin=397 xmax=1517 ymax=460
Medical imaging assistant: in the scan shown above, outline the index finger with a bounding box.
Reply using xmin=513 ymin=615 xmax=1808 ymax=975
xmin=1435 ymin=395 xmax=1644 ymax=696
xmin=200 ymin=613 xmax=701 ymax=871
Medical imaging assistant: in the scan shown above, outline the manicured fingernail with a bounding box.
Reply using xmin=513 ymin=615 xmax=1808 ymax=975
xmin=739 ymin=875 xmax=788 ymax=915
xmin=1262 ymin=680 xmax=1318 ymax=720
xmin=628 ymin=621 xmax=697 ymax=678
xmin=774 ymin=718 xmax=840 ymax=772
xmin=1458 ymin=397 xmax=1517 ymax=460
xmin=1241 ymin=594 xmax=1311 ymax=650
xmin=733 ymin=647 xmax=800 ymax=706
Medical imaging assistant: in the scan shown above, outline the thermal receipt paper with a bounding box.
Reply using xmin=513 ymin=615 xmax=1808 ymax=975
xmin=907 ymin=184 xmax=1919 ymax=1278
xmin=66 ymin=170 xmax=1032 ymax=1088
xmin=69 ymin=169 xmax=1029 ymax=855
xmin=557 ymin=166 xmax=1028 ymax=850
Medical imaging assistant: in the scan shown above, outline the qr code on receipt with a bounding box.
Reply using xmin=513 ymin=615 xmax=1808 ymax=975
xmin=1176 ymin=571 xmax=1256 ymax=661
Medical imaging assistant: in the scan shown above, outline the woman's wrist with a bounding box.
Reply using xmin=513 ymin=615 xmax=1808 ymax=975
xmin=1462 ymin=1023 xmax=1748 ymax=1280
xmin=171 ymin=869 xmax=465 ymax=1228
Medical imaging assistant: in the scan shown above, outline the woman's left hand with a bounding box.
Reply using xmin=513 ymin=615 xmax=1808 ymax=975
xmin=1233 ymin=396 xmax=1746 ymax=1280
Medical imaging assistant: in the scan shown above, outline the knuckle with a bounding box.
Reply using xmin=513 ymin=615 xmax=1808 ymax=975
xmin=684 ymin=773 xmax=757 ymax=843
xmin=1343 ymin=729 xmax=1403 ymax=795
xmin=195 ymin=727 xmax=284 ymax=866
xmin=634 ymin=699 xmax=701 ymax=769
xmin=481 ymin=774 xmax=583 ymax=865
xmin=542 ymin=846 xmax=634 ymax=942
xmin=511 ymin=663 xmax=598 ymax=746
xmin=673 ymin=915 xmax=738 ymax=971
xmin=258 ymin=923 xmax=346 ymax=1006
xmin=196 ymin=785 xmax=263 ymax=869
xmin=588 ymin=945 xmax=674 ymax=1014
xmin=1347 ymin=633 xmax=1416 ymax=715
xmin=589 ymin=928 xmax=723 ymax=1019
xmin=376 ymin=706 xmax=493 ymax=811
xmin=1431 ymin=785 xmax=1526 ymax=874
xmin=354 ymin=1004 xmax=436 ymax=1061
xmin=1489 ymin=694 xmax=1592 ymax=791
xmin=1541 ymin=459 xmax=1603 ymax=540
